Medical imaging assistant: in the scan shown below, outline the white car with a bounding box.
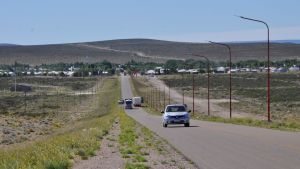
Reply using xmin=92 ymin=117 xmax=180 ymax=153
xmin=161 ymin=104 xmax=191 ymax=128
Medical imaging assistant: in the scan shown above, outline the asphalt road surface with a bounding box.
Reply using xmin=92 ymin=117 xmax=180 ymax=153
xmin=121 ymin=75 xmax=300 ymax=169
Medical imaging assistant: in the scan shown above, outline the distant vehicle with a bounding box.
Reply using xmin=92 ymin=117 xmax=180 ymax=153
xmin=124 ymin=98 xmax=133 ymax=109
xmin=161 ymin=104 xmax=191 ymax=128
xmin=132 ymin=97 xmax=142 ymax=107
xmin=118 ymin=99 xmax=124 ymax=104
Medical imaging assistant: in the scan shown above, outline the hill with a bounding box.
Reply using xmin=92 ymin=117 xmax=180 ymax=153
xmin=0 ymin=43 xmax=20 ymax=46
xmin=0 ymin=39 xmax=300 ymax=65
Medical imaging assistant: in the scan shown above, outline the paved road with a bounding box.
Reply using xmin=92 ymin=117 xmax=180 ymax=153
xmin=121 ymin=75 xmax=300 ymax=169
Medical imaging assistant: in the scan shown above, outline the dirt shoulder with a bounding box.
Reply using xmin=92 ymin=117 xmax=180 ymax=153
xmin=73 ymin=119 xmax=124 ymax=169
xmin=73 ymin=111 xmax=198 ymax=169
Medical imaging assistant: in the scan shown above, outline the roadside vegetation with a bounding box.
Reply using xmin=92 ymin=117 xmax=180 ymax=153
xmin=160 ymin=74 xmax=300 ymax=122
xmin=119 ymin=111 xmax=149 ymax=169
xmin=0 ymin=76 xmax=103 ymax=145
xmin=0 ymin=77 xmax=120 ymax=169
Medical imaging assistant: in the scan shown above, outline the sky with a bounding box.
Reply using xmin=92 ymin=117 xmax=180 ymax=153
xmin=1 ymin=0 xmax=300 ymax=45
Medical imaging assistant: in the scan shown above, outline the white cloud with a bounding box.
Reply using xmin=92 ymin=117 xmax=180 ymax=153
xmin=154 ymin=26 xmax=300 ymax=42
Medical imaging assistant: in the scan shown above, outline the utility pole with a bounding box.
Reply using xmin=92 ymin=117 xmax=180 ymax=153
xmin=189 ymin=54 xmax=211 ymax=116
xmin=192 ymin=73 xmax=195 ymax=116
xmin=158 ymin=87 xmax=161 ymax=110
xmin=209 ymin=41 xmax=232 ymax=118
xmin=237 ymin=15 xmax=271 ymax=122
xmin=181 ymin=73 xmax=185 ymax=104
xmin=168 ymin=81 xmax=171 ymax=105
xmin=163 ymin=85 xmax=166 ymax=108
xmin=14 ymin=62 xmax=17 ymax=92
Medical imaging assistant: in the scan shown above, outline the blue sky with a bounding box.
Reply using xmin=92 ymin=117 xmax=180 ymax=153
xmin=1 ymin=0 xmax=300 ymax=45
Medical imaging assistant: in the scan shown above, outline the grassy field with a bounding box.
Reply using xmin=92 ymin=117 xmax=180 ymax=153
xmin=160 ymin=73 xmax=300 ymax=121
xmin=0 ymin=76 xmax=108 ymax=145
xmin=0 ymin=76 xmax=120 ymax=168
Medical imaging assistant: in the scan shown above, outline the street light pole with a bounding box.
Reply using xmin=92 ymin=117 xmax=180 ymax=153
xmin=209 ymin=41 xmax=232 ymax=118
xmin=164 ymin=85 xmax=166 ymax=108
xmin=168 ymin=81 xmax=171 ymax=104
xmin=181 ymin=73 xmax=185 ymax=104
xmin=189 ymin=54 xmax=211 ymax=116
xmin=237 ymin=15 xmax=271 ymax=122
xmin=192 ymin=73 xmax=195 ymax=116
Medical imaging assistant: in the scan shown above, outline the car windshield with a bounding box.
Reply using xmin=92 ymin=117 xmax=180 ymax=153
xmin=166 ymin=106 xmax=186 ymax=112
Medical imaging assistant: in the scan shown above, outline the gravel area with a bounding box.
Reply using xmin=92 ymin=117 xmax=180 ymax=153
xmin=134 ymin=125 xmax=198 ymax=169
xmin=73 ymin=119 xmax=124 ymax=169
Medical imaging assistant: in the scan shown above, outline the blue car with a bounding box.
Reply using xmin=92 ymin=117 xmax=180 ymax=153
xmin=161 ymin=104 xmax=191 ymax=128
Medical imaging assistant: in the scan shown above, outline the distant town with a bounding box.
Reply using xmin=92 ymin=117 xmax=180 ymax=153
xmin=0 ymin=59 xmax=299 ymax=77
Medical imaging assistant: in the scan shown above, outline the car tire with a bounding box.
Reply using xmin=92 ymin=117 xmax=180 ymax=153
xmin=163 ymin=123 xmax=168 ymax=128
xmin=184 ymin=123 xmax=190 ymax=127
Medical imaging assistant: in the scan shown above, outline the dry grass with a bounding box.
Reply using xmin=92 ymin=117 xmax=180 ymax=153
xmin=0 ymin=77 xmax=121 ymax=169
xmin=160 ymin=73 xmax=300 ymax=121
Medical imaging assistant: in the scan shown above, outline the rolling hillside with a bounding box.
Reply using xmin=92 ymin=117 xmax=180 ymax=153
xmin=1 ymin=39 xmax=300 ymax=65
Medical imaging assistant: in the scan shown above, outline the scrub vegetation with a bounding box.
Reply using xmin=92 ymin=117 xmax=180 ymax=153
xmin=0 ymin=77 xmax=120 ymax=169
xmin=161 ymin=74 xmax=300 ymax=122
xmin=0 ymin=77 xmax=102 ymax=145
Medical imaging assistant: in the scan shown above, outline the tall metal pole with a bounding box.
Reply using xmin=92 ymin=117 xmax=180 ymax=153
xmin=158 ymin=87 xmax=161 ymax=110
xmin=151 ymin=88 xmax=153 ymax=108
xmin=237 ymin=16 xmax=271 ymax=122
xmin=190 ymin=54 xmax=211 ymax=116
xmin=163 ymin=85 xmax=166 ymax=108
xmin=192 ymin=73 xmax=195 ymax=116
xmin=156 ymin=88 xmax=158 ymax=110
xmin=14 ymin=62 xmax=17 ymax=92
xmin=168 ymin=81 xmax=171 ymax=104
xmin=207 ymin=62 xmax=210 ymax=116
xmin=181 ymin=73 xmax=185 ymax=104
xmin=209 ymin=41 xmax=232 ymax=118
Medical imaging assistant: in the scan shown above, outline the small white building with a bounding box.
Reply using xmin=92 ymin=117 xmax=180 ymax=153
xmin=228 ymin=69 xmax=240 ymax=73
xmin=275 ymin=67 xmax=288 ymax=73
xmin=188 ymin=69 xmax=199 ymax=74
xmin=289 ymin=65 xmax=300 ymax=72
xmin=215 ymin=67 xmax=226 ymax=73
xmin=146 ymin=70 xmax=155 ymax=75
xmin=177 ymin=69 xmax=188 ymax=73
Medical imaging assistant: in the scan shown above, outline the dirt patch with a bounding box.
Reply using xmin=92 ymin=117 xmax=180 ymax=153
xmin=73 ymin=119 xmax=124 ymax=169
xmin=135 ymin=126 xmax=198 ymax=169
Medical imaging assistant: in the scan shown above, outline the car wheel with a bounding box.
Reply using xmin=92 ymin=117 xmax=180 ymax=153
xmin=184 ymin=123 xmax=190 ymax=127
xmin=163 ymin=123 xmax=168 ymax=128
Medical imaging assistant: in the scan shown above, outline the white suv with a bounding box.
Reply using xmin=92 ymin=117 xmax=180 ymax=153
xmin=161 ymin=104 xmax=190 ymax=128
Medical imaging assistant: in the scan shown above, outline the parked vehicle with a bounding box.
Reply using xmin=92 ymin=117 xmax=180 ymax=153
xmin=161 ymin=104 xmax=190 ymax=127
xmin=132 ymin=96 xmax=142 ymax=107
xmin=118 ymin=99 xmax=124 ymax=104
xmin=124 ymin=99 xmax=133 ymax=109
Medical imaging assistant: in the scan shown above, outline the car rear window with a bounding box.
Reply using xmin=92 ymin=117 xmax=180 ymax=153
xmin=166 ymin=106 xmax=186 ymax=112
